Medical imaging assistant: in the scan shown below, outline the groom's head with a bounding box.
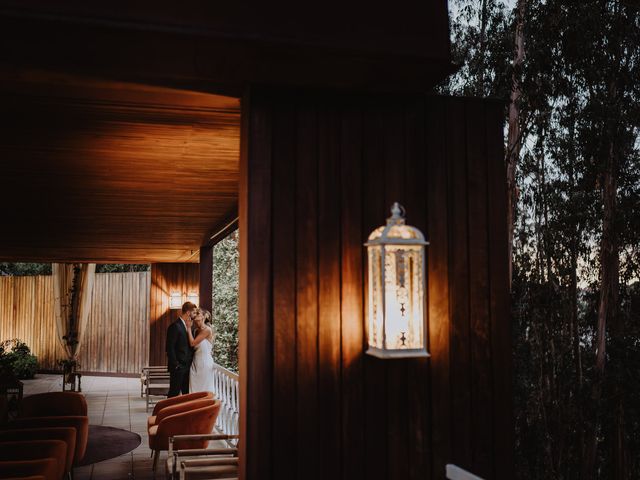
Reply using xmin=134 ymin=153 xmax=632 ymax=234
xmin=180 ymin=302 xmax=197 ymax=320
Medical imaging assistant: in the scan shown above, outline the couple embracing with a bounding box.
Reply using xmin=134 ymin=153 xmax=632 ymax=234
xmin=165 ymin=301 xmax=215 ymax=397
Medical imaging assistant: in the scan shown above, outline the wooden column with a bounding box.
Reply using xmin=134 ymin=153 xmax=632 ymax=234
xmin=240 ymin=88 xmax=512 ymax=480
xmin=199 ymin=246 xmax=214 ymax=312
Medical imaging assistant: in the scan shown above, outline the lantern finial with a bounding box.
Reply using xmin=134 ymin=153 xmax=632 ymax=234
xmin=388 ymin=202 xmax=406 ymax=226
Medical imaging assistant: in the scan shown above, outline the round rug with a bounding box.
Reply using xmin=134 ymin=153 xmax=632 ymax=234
xmin=79 ymin=425 xmax=142 ymax=466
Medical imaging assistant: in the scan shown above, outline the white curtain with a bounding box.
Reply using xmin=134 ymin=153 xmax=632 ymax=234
xmin=53 ymin=263 xmax=96 ymax=360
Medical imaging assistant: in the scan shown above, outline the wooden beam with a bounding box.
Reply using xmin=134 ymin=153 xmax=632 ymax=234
xmin=199 ymin=246 xmax=214 ymax=312
xmin=0 ymin=1 xmax=453 ymax=94
xmin=202 ymin=213 xmax=239 ymax=247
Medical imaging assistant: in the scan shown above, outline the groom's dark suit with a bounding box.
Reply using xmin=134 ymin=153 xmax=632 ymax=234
xmin=166 ymin=317 xmax=194 ymax=397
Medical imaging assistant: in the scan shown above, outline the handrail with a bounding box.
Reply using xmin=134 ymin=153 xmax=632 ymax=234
xmin=212 ymin=362 xmax=239 ymax=446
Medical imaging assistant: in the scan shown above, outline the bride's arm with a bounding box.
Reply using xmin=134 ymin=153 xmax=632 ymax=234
xmin=187 ymin=327 xmax=210 ymax=347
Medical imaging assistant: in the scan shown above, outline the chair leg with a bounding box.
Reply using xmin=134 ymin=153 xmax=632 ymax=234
xmin=152 ymin=449 xmax=159 ymax=472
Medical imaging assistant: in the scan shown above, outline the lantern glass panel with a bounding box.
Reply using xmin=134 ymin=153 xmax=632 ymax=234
xmin=367 ymin=245 xmax=384 ymax=349
xmin=383 ymin=244 xmax=424 ymax=351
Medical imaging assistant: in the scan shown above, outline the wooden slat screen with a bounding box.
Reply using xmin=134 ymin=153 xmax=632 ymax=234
xmin=240 ymin=90 xmax=513 ymax=480
xmin=0 ymin=272 xmax=150 ymax=373
xmin=79 ymin=272 xmax=151 ymax=374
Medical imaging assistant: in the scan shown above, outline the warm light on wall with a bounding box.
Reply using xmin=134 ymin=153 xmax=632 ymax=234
xmin=169 ymin=291 xmax=200 ymax=310
xmin=169 ymin=291 xmax=183 ymax=310
xmin=365 ymin=202 xmax=429 ymax=359
xmin=187 ymin=292 xmax=199 ymax=305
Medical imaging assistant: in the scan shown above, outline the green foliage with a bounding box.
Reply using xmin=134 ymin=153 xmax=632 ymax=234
xmin=8 ymin=354 xmax=38 ymax=379
xmin=442 ymin=0 xmax=513 ymax=98
xmin=0 ymin=263 xmax=151 ymax=275
xmin=95 ymin=264 xmax=150 ymax=273
xmin=0 ymin=263 xmax=51 ymax=276
xmin=0 ymin=339 xmax=38 ymax=379
xmin=448 ymin=0 xmax=640 ymax=477
xmin=211 ymin=231 xmax=239 ymax=373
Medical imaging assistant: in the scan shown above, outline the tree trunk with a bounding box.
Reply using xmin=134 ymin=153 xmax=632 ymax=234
xmin=582 ymin=81 xmax=620 ymax=479
xmin=506 ymin=0 xmax=526 ymax=288
xmin=567 ymin=107 xmax=583 ymax=390
xmin=595 ymin=141 xmax=619 ymax=374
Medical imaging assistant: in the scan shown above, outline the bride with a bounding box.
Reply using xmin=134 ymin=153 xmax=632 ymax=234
xmin=186 ymin=308 xmax=215 ymax=393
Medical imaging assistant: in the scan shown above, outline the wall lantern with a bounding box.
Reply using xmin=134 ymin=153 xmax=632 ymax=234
xmin=169 ymin=291 xmax=183 ymax=310
xmin=169 ymin=291 xmax=199 ymax=309
xmin=365 ymin=202 xmax=429 ymax=359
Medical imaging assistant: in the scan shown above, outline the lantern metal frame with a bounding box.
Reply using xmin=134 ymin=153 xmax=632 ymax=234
xmin=364 ymin=202 xmax=430 ymax=359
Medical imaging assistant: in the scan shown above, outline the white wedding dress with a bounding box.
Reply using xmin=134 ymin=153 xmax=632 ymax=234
xmin=189 ymin=337 xmax=215 ymax=393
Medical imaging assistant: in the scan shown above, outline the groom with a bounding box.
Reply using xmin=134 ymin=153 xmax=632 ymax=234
xmin=166 ymin=301 xmax=197 ymax=397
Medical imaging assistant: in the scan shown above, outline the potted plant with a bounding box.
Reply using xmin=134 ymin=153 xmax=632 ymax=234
xmin=0 ymin=339 xmax=38 ymax=380
xmin=58 ymin=358 xmax=80 ymax=389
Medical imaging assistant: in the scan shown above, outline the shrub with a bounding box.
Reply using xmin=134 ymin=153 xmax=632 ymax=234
xmin=8 ymin=354 xmax=38 ymax=379
xmin=212 ymin=231 xmax=239 ymax=373
xmin=0 ymin=339 xmax=38 ymax=379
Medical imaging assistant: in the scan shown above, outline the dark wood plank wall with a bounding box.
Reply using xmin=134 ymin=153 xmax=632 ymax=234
xmin=149 ymin=263 xmax=200 ymax=366
xmin=240 ymin=89 xmax=512 ymax=480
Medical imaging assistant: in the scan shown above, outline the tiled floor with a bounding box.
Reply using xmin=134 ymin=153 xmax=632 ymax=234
xmin=21 ymin=374 xmax=169 ymax=480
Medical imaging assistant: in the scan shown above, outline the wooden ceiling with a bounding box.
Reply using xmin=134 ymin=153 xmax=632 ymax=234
xmin=0 ymin=69 xmax=240 ymax=263
xmin=0 ymin=0 xmax=453 ymax=263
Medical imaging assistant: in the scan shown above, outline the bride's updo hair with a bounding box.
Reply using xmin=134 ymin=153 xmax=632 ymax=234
xmin=198 ymin=308 xmax=212 ymax=326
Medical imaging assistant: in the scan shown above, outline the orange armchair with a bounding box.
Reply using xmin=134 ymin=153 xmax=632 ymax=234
xmin=19 ymin=392 xmax=87 ymax=418
xmin=1 ymin=476 xmax=46 ymax=480
xmin=0 ymin=459 xmax=57 ymax=480
xmin=0 ymin=394 xmax=8 ymax=425
xmin=0 ymin=427 xmax=76 ymax=476
xmin=6 ymin=416 xmax=88 ymax=464
xmin=0 ymin=440 xmax=67 ymax=480
xmin=149 ymin=400 xmax=221 ymax=472
xmin=149 ymin=398 xmax=215 ymax=432
xmin=148 ymin=391 xmax=213 ymax=429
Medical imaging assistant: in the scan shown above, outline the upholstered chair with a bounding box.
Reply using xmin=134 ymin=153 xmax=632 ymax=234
xmin=0 ymin=439 xmax=68 ymax=479
xmin=0 ymin=427 xmax=76 ymax=476
xmin=1 ymin=476 xmax=46 ymax=480
xmin=147 ymin=391 xmax=213 ymax=428
xmin=18 ymin=392 xmax=88 ymax=418
xmin=0 ymin=459 xmax=57 ymax=480
xmin=148 ymin=400 xmax=221 ymax=472
xmin=0 ymin=394 xmax=8 ymax=425
xmin=149 ymin=398 xmax=215 ymax=433
xmin=6 ymin=416 xmax=89 ymax=464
